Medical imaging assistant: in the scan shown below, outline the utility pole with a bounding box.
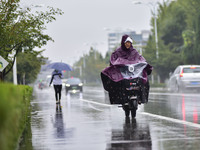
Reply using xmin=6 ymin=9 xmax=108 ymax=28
xmin=13 ymin=57 xmax=17 ymax=85
xmin=153 ymin=4 xmax=159 ymax=59
xmin=133 ymin=1 xmax=160 ymax=83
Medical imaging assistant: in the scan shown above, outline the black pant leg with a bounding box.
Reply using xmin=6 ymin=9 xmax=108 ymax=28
xmin=58 ymin=85 xmax=62 ymax=100
xmin=54 ymin=85 xmax=59 ymax=100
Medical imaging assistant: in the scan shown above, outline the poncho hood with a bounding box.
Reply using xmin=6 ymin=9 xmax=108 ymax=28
xmin=121 ymin=34 xmax=132 ymax=50
xmin=110 ymin=34 xmax=146 ymax=66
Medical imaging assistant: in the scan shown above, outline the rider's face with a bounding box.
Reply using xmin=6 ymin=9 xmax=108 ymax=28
xmin=125 ymin=41 xmax=131 ymax=49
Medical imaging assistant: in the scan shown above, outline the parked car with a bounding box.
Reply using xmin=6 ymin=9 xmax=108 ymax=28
xmin=65 ymin=77 xmax=83 ymax=93
xmin=168 ymin=65 xmax=200 ymax=92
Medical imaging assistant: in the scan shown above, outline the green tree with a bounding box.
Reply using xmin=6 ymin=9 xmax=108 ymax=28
xmin=180 ymin=0 xmax=200 ymax=64
xmin=4 ymin=50 xmax=46 ymax=84
xmin=143 ymin=0 xmax=189 ymax=82
xmin=72 ymin=47 xmax=108 ymax=83
xmin=0 ymin=0 xmax=63 ymax=80
xmin=17 ymin=51 xmax=46 ymax=84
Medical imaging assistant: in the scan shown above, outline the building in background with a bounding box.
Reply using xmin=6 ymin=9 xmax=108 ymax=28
xmin=108 ymin=30 xmax=151 ymax=54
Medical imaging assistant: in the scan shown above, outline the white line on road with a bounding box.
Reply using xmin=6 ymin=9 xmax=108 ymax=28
xmin=150 ymin=92 xmax=200 ymax=97
xmin=80 ymin=98 xmax=114 ymax=107
xmin=141 ymin=112 xmax=200 ymax=128
xmin=109 ymin=137 xmax=200 ymax=144
xmin=87 ymin=103 xmax=104 ymax=112
xmin=80 ymin=98 xmax=200 ymax=128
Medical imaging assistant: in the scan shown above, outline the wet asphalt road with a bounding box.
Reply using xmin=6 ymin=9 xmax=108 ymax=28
xmin=26 ymin=86 xmax=200 ymax=150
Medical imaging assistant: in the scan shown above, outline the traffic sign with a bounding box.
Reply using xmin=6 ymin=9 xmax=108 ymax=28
xmin=0 ymin=56 xmax=9 ymax=72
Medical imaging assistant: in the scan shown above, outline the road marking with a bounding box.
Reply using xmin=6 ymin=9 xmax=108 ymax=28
xmin=80 ymin=98 xmax=114 ymax=107
xmin=87 ymin=103 xmax=104 ymax=112
xmin=150 ymin=92 xmax=200 ymax=97
xmin=109 ymin=140 xmax=151 ymax=144
xmin=155 ymin=137 xmax=200 ymax=142
xmin=141 ymin=112 xmax=200 ymax=128
xmin=80 ymin=98 xmax=200 ymax=128
xmin=109 ymin=137 xmax=200 ymax=144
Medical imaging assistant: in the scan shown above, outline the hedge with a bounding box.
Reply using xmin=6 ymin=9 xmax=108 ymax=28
xmin=0 ymin=83 xmax=32 ymax=150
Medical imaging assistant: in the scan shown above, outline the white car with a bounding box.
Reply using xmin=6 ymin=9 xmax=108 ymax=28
xmin=168 ymin=65 xmax=200 ymax=92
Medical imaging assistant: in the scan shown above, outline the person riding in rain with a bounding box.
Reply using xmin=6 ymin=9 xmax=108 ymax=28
xmin=101 ymin=34 xmax=152 ymax=104
xmin=49 ymin=69 xmax=63 ymax=104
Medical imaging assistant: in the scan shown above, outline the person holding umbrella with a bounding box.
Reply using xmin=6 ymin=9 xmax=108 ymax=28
xmin=49 ymin=69 xmax=63 ymax=104
xmin=47 ymin=62 xmax=72 ymax=103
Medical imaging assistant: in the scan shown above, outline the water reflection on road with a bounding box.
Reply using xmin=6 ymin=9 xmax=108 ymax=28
xmin=19 ymin=86 xmax=200 ymax=150
xmin=106 ymin=118 xmax=152 ymax=150
xmin=54 ymin=104 xmax=65 ymax=139
xmin=146 ymin=92 xmax=200 ymax=124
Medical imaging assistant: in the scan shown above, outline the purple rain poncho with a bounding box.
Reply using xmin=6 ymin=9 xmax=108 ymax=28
xmin=100 ymin=35 xmax=153 ymax=104
xmin=101 ymin=34 xmax=152 ymax=83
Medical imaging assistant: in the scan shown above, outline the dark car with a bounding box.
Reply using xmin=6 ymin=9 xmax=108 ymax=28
xmin=65 ymin=77 xmax=83 ymax=93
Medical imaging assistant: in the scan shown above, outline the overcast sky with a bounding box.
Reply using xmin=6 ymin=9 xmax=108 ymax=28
xmin=21 ymin=0 xmax=164 ymax=65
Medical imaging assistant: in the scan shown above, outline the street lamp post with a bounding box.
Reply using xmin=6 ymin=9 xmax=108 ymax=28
xmin=92 ymin=43 xmax=97 ymax=60
xmin=13 ymin=54 xmax=17 ymax=85
xmin=133 ymin=1 xmax=160 ymax=84
xmin=82 ymin=53 xmax=86 ymax=83
xmin=134 ymin=1 xmax=159 ymax=59
xmin=9 ymin=50 xmax=18 ymax=85
xmin=83 ymin=54 xmax=86 ymax=69
xmin=153 ymin=4 xmax=159 ymax=59
xmin=133 ymin=0 xmax=176 ymax=58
